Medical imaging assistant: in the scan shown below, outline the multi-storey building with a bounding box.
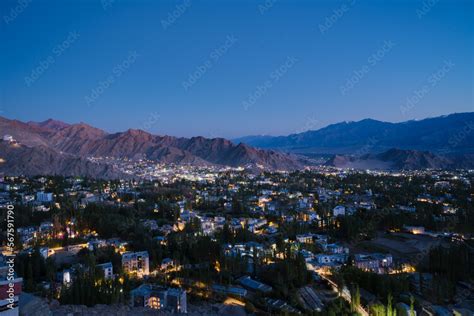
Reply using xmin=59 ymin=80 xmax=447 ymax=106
xmin=130 ymin=285 xmax=187 ymax=313
xmin=97 ymin=262 xmax=114 ymax=280
xmin=354 ymin=253 xmax=393 ymax=274
xmin=122 ymin=251 xmax=149 ymax=278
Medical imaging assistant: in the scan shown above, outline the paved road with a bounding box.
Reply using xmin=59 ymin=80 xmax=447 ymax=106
xmin=319 ymin=273 xmax=369 ymax=316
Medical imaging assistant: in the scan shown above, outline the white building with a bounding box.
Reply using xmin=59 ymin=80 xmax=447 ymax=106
xmin=326 ymin=243 xmax=349 ymax=254
xmin=333 ymin=205 xmax=346 ymax=217
xmin=354 ymin=253 xmax=393 ymax=274
xmin=2 ymin=135 xmax=14 ymax=142
xmin=97 ymin=262 xmax=114 ymax=280
xmin=130 ymin=285 xmax=187 ymax=313
xmin=36 ymin=191 xmax=53 ymax=203
xmin=315 ymin=253 xmax=347 ymax=265
xmin=296 ymin=233 xmax=314 ymax=244
xmin=200 ymin=218 xmax=215 ymax=235
xmin=122 ymin=251 xmax=150 ymax=277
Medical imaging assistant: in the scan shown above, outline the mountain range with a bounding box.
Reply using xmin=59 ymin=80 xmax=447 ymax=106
xmin=0 ymin=113 xmax=473 ymax=178
xmin=0 ymin=116 xmax=304 ymax=178
xmin=234 ymin=112 xmax=474 ymax=155
xmin=326 ymin=148 xmax=474 ymax=170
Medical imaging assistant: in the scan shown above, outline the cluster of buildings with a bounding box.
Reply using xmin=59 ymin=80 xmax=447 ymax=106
xmin=87 ymin=157 xmax=229 ymax=184
xmin=130 ymin=284 xmax=187 ymax=313
xmin=0 ymin=165 xmax=472 ymax=314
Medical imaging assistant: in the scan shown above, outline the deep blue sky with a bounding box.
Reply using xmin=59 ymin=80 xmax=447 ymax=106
xmin=1 ymin=0 xmax=473 ymax=138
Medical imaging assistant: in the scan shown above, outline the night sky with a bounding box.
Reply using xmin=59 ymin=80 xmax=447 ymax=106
xmin=1 ymin=0 xmax=473 ymax=138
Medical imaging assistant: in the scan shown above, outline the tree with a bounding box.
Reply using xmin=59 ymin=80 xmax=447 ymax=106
xmin=350 ymin=284 xmax=360 ymax=313
xmin=410 ymin=295 xmax=415 ymax=316
xmin=387 ymin=293 xmax=394 ymax=316
xmin=370 ymin=303 xmax=386 ymax=316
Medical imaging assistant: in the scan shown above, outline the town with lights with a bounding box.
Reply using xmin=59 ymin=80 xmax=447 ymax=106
xmin=1 ymin=165 xmax=473 ymax=315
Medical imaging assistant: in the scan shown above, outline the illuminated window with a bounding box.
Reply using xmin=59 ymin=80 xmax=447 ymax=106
xmin=148 ymin=297 xmax=160 ymax=309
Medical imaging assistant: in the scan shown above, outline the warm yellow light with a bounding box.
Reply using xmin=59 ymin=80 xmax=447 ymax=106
xmin=224 ymin=297 xmax=245 ymax=306
xmin=148 ymin=297 xmax=160 ymax=309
